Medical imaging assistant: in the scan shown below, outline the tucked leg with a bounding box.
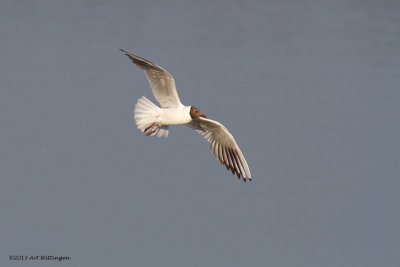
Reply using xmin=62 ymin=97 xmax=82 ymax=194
xmin=146 ymin=125 xmax=160 ymax=136
xmin=144 ymin=122 xmax=155 ymax=133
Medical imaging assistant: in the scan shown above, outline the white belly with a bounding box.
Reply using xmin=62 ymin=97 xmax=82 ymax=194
xmin=158 ymin=106 xmax=192 ymax=126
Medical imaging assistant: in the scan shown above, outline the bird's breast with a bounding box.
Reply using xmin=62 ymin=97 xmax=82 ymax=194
xmin=158 ymin=106 xmax=192 ymax=126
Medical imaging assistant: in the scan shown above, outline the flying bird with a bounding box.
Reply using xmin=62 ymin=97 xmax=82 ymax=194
xmin=120 ymin=49 xmax=252 ymax=181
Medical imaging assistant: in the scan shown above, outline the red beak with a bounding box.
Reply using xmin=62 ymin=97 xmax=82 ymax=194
xmin=201 ymin=115 xmax=208 ymax=118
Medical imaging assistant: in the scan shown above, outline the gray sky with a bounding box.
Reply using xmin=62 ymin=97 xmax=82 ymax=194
xmin=1 ymin=0 xmax=399 ymax=266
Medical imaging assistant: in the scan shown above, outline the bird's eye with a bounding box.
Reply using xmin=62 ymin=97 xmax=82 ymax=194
xmin=195 ymin=110 xmax=198 ymax=113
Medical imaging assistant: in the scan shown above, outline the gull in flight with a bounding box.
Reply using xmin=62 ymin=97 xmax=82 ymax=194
xmin=120 ymin=49 xmax=252 ymax=181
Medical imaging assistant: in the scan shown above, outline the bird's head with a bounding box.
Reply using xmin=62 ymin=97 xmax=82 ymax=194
xmin=190 ymin=106 xmax=207 ymax=119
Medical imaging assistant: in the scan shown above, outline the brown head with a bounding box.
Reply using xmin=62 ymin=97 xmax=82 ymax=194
xmin=190 ymin=106 xmax=208 ymax=119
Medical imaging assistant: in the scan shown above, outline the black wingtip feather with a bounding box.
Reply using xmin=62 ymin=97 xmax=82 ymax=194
xmin=119 ymin=49 xmax=160 ymax=71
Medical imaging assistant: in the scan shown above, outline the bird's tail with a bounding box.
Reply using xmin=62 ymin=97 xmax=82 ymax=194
xmin=134 ymin=96 xmax=169 ymax=138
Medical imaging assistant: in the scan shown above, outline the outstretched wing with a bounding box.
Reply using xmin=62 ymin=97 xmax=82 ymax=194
xmin=188 ymin=117 xmax=252 ymax=181
xmin=120 ymin=49 xmax=182 ymax=108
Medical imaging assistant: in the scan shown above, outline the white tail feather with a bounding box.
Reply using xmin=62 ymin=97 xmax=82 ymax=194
xmin=134 ymin=96 xmax=169 ymax=138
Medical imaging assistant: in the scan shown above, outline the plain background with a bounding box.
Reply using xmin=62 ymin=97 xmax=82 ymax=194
xmin=1 ymin=0 xmax=399 ymax=266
